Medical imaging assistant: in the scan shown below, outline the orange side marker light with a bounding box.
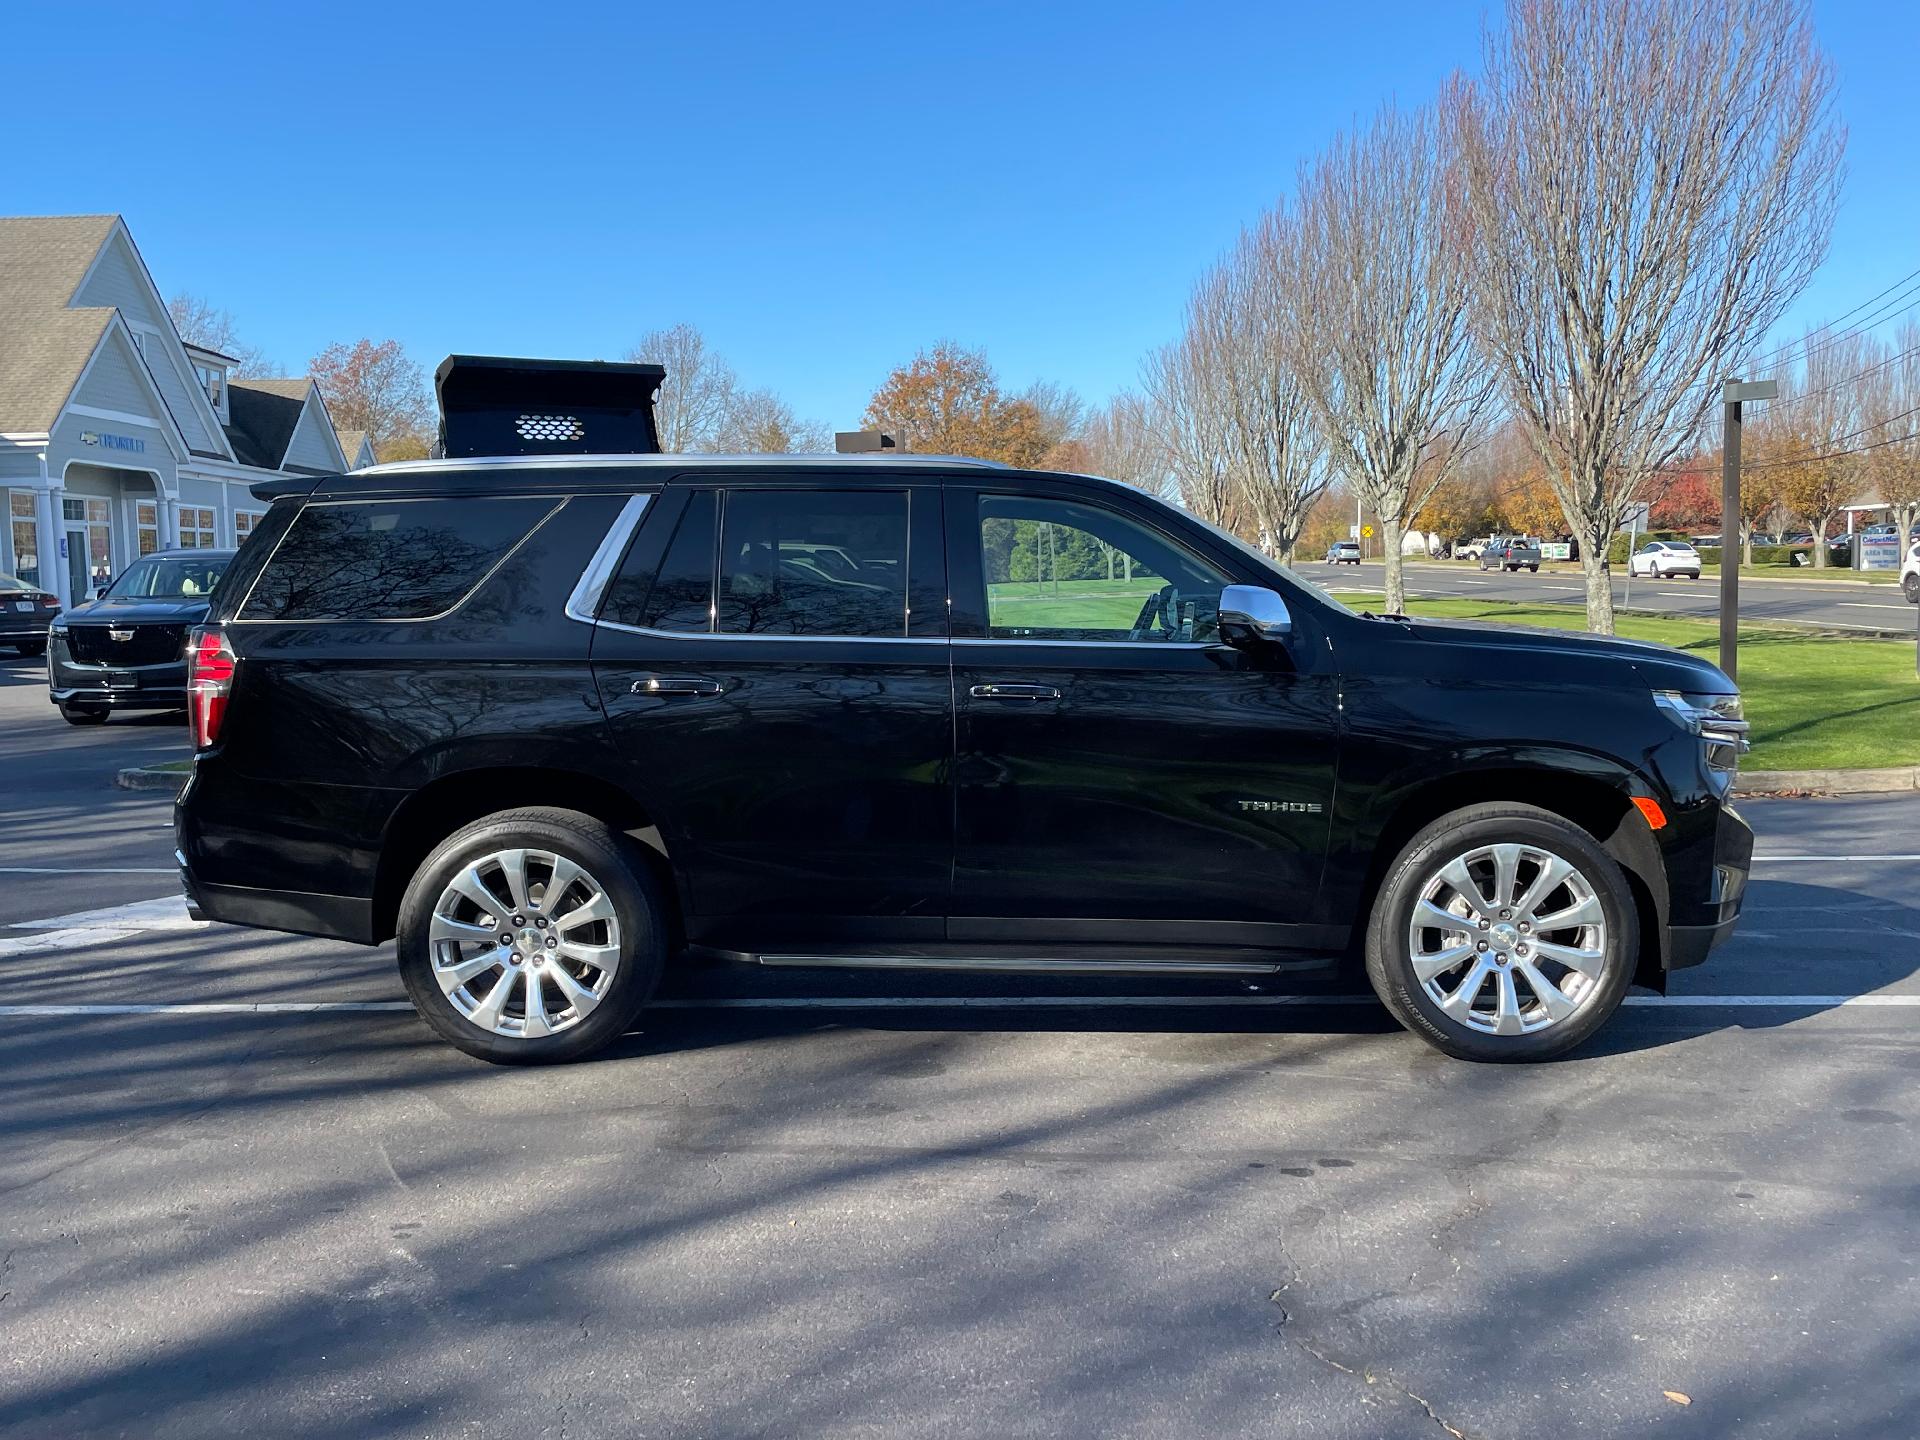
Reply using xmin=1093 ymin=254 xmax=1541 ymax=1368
xmin=1631 ymin=796 xmax=1668 ymax=831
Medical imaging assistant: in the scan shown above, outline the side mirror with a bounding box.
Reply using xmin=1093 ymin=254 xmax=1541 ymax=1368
xmin=1218 ymin=584 xmax=1291 ymax=644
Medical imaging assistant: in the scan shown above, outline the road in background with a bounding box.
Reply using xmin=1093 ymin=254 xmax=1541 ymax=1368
xmin=4 ymin=650 xmax=1919 ymax=1438
xmin=1322 ymin=558 xmax=1917 ymax=631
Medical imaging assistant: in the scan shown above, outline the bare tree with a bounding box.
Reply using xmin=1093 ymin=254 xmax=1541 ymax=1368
xmin=1018 ymin=380 xmax=1088 ymax=455
xmin=1142 ymin=307 xmax=1239 ymax=529
xmin=167 ymin=292 xmax=275 ymax=376
xmin=626 ymin=323 xmax=737 ymax=453
xmin=711 ymin=387 xmax=832 ymax=454
xmin=1458 ymin=0 xmax=1843 ymax=632
xmin=1274 ymin=93 xmax=1493 ymax=612
xmin=1077 ymin=391 xmax=1167 ymax=495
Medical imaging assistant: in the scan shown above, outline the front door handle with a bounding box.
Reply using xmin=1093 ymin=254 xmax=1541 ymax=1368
xmin=969 ymin=683 xmax=1062 ymax=702
xmin=629 ymin=675 xmax=722 ymax=696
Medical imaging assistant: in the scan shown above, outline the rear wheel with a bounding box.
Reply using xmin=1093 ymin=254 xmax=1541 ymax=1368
xmin=1365 ymin=803 xmax=1638 ymax=1062
xmin=59 ymin=702 xmax=107 ymax=725
xmin=396 ymin=807 xmax=667 ymax=1064
xmin=1528 ymin=564 xmax=1539 ymax=573
xmin=1903 ymin=572 xmax=1919 ymax=603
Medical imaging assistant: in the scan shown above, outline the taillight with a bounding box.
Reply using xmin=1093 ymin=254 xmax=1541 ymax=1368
xmin=38 ymin=595 xmax=59 ymax=609
xmin=187 ymin=626 xmax=236 ymax=749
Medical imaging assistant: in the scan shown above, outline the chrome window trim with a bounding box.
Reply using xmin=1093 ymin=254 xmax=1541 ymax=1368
xmin=957 ymin=636 xmax=1215 ymax=650
xmin=229 ymin=496 xmax=567 ymax=627
xmin=565 ymin=494 xmax=651 ymax=626
xmin=591 ymin=618 xmax=948 ymax=645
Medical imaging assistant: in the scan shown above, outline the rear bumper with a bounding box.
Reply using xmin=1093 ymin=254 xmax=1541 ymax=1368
xmin=180 ymin=861 xmax=375 ymax=945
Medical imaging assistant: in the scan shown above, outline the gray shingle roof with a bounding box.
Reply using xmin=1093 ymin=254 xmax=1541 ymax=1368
xmin=0 ymin=215 xmax=121 ymax=433
xmin=226 ymin=378 xmax=315 ymax=470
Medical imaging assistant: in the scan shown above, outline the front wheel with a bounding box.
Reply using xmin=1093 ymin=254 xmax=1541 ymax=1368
xmin=59 ymin=701 xmax=107 ymax=725
xmin=1902 ymin=572 xmax=1918 ymax=603
xmin=1364 ymin=803 xmax=1638 ymax=1062
xmin=396 ymin=807 xmax=667 ymax=1064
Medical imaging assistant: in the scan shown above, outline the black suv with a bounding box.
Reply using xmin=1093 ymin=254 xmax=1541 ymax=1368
xmin=49 ymin=548 xmax=235 ymax=724
xmin=177 ymin=445 xmax=1755 ymax=1065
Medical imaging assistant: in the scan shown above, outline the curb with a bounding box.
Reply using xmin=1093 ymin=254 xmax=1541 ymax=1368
xmin=116 ymin=765 xmax=189 ymax=794
xmin=1734 ymin=766 xmax=1920 ymax=797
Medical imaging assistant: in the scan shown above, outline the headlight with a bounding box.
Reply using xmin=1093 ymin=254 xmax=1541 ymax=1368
xmin=48 ymin=620 xmax=67 ymax=637
xmin=1653 ymin=689 xmax=1749 ymax=771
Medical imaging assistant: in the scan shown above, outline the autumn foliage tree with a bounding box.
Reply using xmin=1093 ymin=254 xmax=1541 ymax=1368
xmin=309 ymin=339 xmax=435 ymax=461
xmin=862 ymin=343 xmax=1051 ymax=467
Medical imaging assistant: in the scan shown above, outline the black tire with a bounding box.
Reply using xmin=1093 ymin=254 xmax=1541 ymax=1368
xmin=1903 ymin=572 xmax=1918 ymax=603
xmin=13 ymin=639 xmax=47 ymax=657
xmin=1529 ymin=564 xmax=1539 ymax=573
xmin=59 ymin=702 xmax=108 ymax=725
xmin=396 ymin=807 xmax=668 ymax=1064
xmin=1364 ymin=802 xmax=1639 ymax=1063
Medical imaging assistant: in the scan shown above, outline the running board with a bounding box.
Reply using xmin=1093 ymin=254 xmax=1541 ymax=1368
xmin=753 ymin=953 xmax=1283 ymax=976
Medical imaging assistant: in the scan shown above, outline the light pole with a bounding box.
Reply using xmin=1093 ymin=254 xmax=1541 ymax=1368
xmin=1720 ymin=378 xmax=1778 ymax=682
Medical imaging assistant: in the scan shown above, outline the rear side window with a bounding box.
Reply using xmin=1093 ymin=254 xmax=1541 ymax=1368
xmin=240 ymin=496 xmax=554 ymax=621
xmin=603 ymin=488 xmax=910 ymax=637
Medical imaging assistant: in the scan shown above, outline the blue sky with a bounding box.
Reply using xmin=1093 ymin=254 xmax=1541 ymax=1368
xmin=12 ymin=1 xmax=1919 ymax=428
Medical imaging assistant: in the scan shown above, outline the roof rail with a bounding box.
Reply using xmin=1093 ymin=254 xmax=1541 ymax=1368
xmin=350 ymin=452 xmax=1011 ymax=477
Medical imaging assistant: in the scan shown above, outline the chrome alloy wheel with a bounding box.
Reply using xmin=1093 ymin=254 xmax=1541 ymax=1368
xmin=1406 ymin=842 xmax=1611 ymax=1037
xmin=429 ymin=848 xmax=622 ymax=1038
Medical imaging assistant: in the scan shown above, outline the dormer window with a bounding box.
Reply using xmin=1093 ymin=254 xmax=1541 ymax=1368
xmin=194 ymin=361 xmax=225 ymax=408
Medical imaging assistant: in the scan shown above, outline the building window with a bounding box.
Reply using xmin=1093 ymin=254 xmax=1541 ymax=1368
xmin=8 ymin=491 xmax=40 ymax=588
xmin=234 ymin=510 xmax=264 ymax=543
xmin=178 ymin=507 xmax=216 ymax=549
xmin=137 ymin=500 xmax=160 ymax=556
xmin=194 ymin=363 xmax=225 ymax=409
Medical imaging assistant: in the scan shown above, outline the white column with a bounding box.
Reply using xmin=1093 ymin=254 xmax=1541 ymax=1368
xmin=161 ymin=493 xmax=179 ymax=549
xmin=37 ymin=482 xmax=67 ymax=606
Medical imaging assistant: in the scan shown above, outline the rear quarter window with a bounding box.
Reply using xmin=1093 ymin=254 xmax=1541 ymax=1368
xmin=239 ymin=496 xmax=557 ymax=621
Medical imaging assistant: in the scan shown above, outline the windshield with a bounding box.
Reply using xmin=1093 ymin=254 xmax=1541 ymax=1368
xmin=104 ymin=555 xmax=229 ymax=600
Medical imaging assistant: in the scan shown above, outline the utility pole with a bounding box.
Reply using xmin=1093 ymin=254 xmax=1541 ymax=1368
xmin=1720 ymin=379 xmax=1778 ymax=682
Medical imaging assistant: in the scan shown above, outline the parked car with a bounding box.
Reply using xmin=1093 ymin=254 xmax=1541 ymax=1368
xmin=1628 ymin=540 xmax=1702 ymax=580
xmin=1903 ymin=539 xmax=1920 ymax=604
xmin=1455 ymin=536 xmax=1490 ymax=562
xmin=48 ymin=549 xmax=235 ymax=725
xmin=175 ymin=361 xmax=1754 ymax=1068
xmin=1325 ymin=540 xmax=1362 ymax=565
xmin=1747 ymin=532 xmax=1778 ymax=548
xmin=0 ymin=572 xmax=61 ymax=656
xmin=1480 ymin=536 xmax=1542 ymax=572
xmin=1689 ymin=533 xmax=1721 ymax=547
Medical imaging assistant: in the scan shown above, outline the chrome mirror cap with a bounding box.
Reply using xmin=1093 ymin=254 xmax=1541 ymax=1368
xmin=1219 ymin=584 xmax=1292 ymax=641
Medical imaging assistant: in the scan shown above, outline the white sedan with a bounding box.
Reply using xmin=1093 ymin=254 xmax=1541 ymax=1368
xmin=1629 ymin=540 xmax=1703 ymax=579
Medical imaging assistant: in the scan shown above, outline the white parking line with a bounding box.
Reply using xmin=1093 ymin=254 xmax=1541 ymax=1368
xmin=1839 ymin=602 xmax=1914 ymax=610
xmin=1 ymin=993 xmax=1916 ymax=1018
xmin=1752 ymin=854 xmax=1920 ymax=863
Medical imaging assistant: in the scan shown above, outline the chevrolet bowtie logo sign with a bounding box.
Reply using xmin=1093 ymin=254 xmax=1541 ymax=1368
xmin=78 ymin=430 xmax=148 ymax=454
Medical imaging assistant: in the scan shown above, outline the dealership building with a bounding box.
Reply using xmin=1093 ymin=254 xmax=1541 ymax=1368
xmin=0 ymin=215 xmax=371 ymax=606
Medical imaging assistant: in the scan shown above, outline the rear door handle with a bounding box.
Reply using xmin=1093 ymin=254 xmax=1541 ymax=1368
xmin=969 ymin=683 xmax=1062 ymax=702
xmin=629 ymin=675 xmax=722 ymax=696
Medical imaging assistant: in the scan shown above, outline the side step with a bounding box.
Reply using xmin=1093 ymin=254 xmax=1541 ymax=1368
xmin=753 ymin=953 xmax=1284 ymax=976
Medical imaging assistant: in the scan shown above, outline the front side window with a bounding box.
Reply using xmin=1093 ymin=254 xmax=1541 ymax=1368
xmin=977 ymin=494 xmax=1231 ymax=642
xmin=241 ymin=496 xmax=554 ymax=621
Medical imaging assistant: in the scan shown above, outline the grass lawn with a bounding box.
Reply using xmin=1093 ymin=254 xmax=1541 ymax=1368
xmin=1337 ymin=592 xmax=1920 ymax=772
xmin=987 ymin=576 xmax=1166 ymax=631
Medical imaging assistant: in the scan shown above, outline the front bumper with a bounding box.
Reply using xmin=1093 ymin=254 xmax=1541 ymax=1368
xmin=48 ymin=653 xmax=189 ymax=710
xmin=1662 ymin=801 xmax=1754 ymax=970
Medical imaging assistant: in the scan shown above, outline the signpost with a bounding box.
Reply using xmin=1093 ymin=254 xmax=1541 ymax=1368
xmin=1720 ymin=378 xmax=1779 ymax=682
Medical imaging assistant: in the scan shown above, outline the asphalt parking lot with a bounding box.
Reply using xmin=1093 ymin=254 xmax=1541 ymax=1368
xmin=2 ymin=654 xmax=1917 ymax=1439
xmin=1329 ymin=558 xmax=1919 ymax=633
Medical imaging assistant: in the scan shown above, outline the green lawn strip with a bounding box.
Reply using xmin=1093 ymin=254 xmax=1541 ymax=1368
xmin=1332 ymin=592 xmax=1918 ymax=772
xmin=988 ymin=576 xmax=1165 ymax=630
